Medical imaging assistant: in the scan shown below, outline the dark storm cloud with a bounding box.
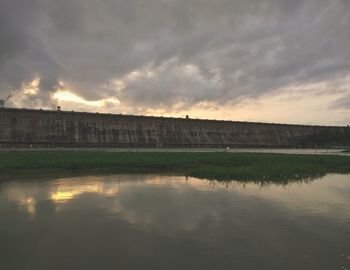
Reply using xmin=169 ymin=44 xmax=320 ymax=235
xmin=0 ymin=0 xmax=38 ymax=89
xmin=0 ymin=0 xmax=350 ymax=110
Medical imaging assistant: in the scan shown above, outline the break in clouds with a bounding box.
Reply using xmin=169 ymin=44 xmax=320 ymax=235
xmin=1 ymin=0 xmax=350 ymax=123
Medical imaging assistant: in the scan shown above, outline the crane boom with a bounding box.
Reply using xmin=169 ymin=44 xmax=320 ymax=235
xmin=0 ymin=95 xmax=12 ymax=108
xmin=4 ymin=95 xmax=11 ymax=102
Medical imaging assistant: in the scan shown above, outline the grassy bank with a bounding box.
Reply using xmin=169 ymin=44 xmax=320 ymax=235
xmin=0 ymin=151 xmax=350 ymax=181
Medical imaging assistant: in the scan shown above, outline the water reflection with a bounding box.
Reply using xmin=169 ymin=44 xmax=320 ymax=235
xmin=50 ymin=178 xmax=119 ymax=203
xmin=0 ymin=174 xmax=350 ymax=270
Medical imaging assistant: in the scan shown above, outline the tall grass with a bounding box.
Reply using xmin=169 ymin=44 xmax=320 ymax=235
xmin=0 ymin=151 xmax=350 ymax=181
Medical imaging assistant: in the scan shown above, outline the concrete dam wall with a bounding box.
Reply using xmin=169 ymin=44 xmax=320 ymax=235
xmin=0 ymin=108 xmax=348 ymax=148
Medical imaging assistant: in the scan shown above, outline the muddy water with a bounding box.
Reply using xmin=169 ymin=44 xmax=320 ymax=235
xmin=1 ymin=173 xmax=350 ymax=270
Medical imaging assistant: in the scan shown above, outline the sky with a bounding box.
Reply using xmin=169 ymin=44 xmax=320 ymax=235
xmin=0 ymin=0 xmax=350 ymax=125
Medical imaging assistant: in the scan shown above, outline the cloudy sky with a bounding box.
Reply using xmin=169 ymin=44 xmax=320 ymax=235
xmin=1 ymin=0 xmax=350 ymax=125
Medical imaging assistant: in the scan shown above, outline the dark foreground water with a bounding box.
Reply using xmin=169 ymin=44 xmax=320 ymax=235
xmin=1 ymin=174 xmax=350 ymax=270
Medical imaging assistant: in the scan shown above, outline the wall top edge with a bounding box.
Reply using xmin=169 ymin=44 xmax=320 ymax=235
xmin=0 ymin=107 xmax=346 ymax=128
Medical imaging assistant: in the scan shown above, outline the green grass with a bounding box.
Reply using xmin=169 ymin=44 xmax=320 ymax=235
xmin=0 ymin=151 xmax=350 ymax=182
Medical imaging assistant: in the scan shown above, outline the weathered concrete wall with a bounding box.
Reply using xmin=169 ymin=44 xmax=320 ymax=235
xmin=0 ymin=108 xmax=348 ymax=148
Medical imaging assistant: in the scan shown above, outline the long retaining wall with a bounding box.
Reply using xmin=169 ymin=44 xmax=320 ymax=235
xmin=0 ymin=108 xmax=348 ymax=148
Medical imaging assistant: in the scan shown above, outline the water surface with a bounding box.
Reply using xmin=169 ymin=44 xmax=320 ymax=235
xmin=1 ymin=173 xmax=350 ymax=270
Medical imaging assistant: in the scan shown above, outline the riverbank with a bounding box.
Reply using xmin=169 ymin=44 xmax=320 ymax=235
xmin=1 ymin=151 xmax=350 ymax=181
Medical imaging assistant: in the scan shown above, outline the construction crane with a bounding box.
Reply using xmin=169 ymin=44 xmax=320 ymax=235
xmin=0 ymin=95 xmax=12 ymax=108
